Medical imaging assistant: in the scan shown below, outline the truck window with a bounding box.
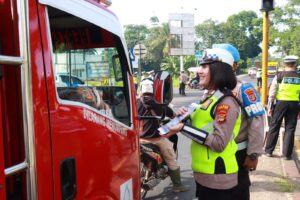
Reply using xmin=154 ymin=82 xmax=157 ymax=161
xmin=47 ymin=7 xmax=131 ymax=126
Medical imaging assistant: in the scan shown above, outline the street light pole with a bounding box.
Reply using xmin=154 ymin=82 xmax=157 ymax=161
xmin=260 ymin=0 xmax=274 ymax=105
xmin=262 ymin=11 xmax=269 ymax=105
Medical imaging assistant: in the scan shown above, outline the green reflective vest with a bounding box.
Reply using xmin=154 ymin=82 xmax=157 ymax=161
xmin=256 ymin=71 xmax=262 ymax=78
xmin=190 ymin=90 xmax=241 ymax=174
xmin=276 ymin=77 xmax=300 ymax=101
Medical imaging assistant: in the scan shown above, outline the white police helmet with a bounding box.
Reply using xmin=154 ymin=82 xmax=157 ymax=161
xmin=200 ymin=48 xmax=234 ymax=67
xmin=140 ymin=79 xmax=153 ymax=94
xmin=283 ymin=55 xmax=299 ymax=63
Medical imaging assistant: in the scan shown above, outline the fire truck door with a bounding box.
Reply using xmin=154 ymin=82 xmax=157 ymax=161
xmin=0 ymin=66 xmax=6 ymax=199
xmin=38 ymin=3 xmax=140 ymax=199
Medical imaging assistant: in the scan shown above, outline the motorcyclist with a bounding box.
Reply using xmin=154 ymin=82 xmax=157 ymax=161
xmin=137 ymin=79 xmax=189 ymax=193
xmin=191 ymin=73 xmax=200 ymax=89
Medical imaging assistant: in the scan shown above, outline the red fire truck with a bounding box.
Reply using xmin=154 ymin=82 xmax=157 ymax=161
xmin=0 ymin=0 xmax=142 ymax=199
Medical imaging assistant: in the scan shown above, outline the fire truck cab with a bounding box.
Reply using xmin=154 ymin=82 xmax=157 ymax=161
xmin=0 ymin=0 xmax=140 ymax=199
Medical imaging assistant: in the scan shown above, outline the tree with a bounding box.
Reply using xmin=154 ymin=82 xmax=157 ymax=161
xmin=124 ymin=25 xmax=149 ymax=48
xmin=161 ymin=56 xmax=180 ymax=75
xmin=269 ymin=0 xmax=300 ymax=56
xmin=194 ymin=11 xmax=262 ymax=71
xmin=143 ymin=23 xmax=170 ymax=71
xmin=222 ymin=11 xmax=262 ymax=62
xmin=195 ymin=19 xmax=223 ymax=50
xmin=150 ymin=16 xmax=159 ymax=26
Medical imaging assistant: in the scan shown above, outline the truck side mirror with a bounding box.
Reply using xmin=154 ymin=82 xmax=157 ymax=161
xmin=153 ymin=71 xmax=173 ymax=105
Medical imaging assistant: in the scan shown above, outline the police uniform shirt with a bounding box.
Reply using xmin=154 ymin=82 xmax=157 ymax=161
xmin=180 ymin=73 xmax=189 ymax=84
xmin=268 ymin=75 xmax=278 ymax=101
xmin=232 ymin=79 xmax=265 ymax=155
xmin=194 ymin=95 xmax=240 ymax=190
xmin=269 ymin=70 xmax=300 ymax=101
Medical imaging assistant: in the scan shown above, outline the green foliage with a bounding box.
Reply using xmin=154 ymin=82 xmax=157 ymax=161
xmin=195 ymin=19 xmax=223 ymax=49
xmin=160 ymin=55 xmax=197 ymax=76
xmin=124 ymin=25 xmax=149 ymax=48
xmin=225 ymin=11 xmax=262 ymax=60
xmin=183 ymin=55 xmax=197 ymax=71
xmin=161 ymin=56 xmax=180 ymax=75
xmin=274 ymin=177 xmax=300 ymax=193
xmin=144 ymin=23 xmax=169 ymax=64
xmin=172 ymin=76 xmax=180 ymax=88
xmin=123 ymin=0 xmax=300 ymax=76
xmin=269 ymin=0 xmax=300 ymax=56
xmin=150 ymin=16 xmax=159 ymax=26
xmin=194 ymin=10 xmax=262 ymax=70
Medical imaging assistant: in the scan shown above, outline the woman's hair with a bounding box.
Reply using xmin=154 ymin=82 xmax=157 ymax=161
xmin=207 ymin=62 xmax=237 ymax=91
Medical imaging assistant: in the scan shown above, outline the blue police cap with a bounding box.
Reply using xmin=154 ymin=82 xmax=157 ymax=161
xmin=212 ymin=43 xmax=240 ymax=63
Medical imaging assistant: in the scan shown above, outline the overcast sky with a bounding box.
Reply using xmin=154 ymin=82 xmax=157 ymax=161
xmin=110 ymin=0 xmax=286 ymax=26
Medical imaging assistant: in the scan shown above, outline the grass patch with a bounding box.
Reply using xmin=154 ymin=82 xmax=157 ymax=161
xmin=173 ymin=76 xmax=179 ymax=88
xmin=274 ymin=178 xmax=299 ymax=193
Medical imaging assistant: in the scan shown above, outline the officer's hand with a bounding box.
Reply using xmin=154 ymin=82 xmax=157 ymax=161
xmin=267 ymin=109 xmax=273 ymax=117
xmin=163 ymin=123 xmax=184 ymax=138
xmin=175 ymin=107 xmax=188 ymax=116
xmin=243 ymin=156 xmax=258 ymax=171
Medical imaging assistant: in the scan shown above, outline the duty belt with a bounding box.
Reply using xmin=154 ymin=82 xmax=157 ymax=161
xmin=237 ymin=141 xmax=248 ymax=151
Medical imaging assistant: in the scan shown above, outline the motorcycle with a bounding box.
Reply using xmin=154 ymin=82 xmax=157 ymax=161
xmin=139 ymin=71 xmax=177 ymax=198
xmin=140 ymin=135 xmax=178 ymax=199
xmin=188 ymin=79 xmax=200 ymax=90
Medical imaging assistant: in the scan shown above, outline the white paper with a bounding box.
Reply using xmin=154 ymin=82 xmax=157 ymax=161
xmin=158 ymin=103 xmax=200 ymax=135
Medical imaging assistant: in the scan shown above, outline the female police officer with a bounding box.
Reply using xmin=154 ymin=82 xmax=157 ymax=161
xmin=214 ymin=43 xmax=265 ymax=200
xmin=167 ymin=48 xmax=241 ymax=200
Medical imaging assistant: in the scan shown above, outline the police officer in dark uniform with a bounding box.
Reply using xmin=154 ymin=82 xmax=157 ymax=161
xmin=265 ymin=55 xmax=300 ymax=160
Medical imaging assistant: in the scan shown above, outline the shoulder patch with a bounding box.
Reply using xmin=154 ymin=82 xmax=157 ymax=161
xmin=243 ymin=87 xmax=257 ymax=103
xmin=241 ymin=83 xmax=265 ymax=118
xmin=200 ymin=99 xmax=213 ymax=110
xmin=216 ymin=104 xmax=229 ymax=123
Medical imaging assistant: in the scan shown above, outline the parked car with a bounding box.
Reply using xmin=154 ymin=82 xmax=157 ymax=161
xmin=56 ymin=74 xmax=85 ymax=87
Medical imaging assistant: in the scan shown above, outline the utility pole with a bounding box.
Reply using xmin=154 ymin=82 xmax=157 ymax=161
xmin=260 ymin=0 xmax=274 ymax=105
xmin=261 ymin=11 xmax=269 ymax=105
xmin=134 ymin=43 xmax=147 ymax=84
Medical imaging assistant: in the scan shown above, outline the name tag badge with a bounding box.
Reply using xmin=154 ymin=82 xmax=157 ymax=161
xmin=200 ymin=99 xmax=213 ymax=110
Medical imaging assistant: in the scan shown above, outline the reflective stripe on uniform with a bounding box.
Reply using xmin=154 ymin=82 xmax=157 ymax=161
xmin=237 ymin=141 xmax=248 ymax=151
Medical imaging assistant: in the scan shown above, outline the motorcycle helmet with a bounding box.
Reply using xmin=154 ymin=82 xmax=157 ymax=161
xmin=140 ymin=79 xmax=154 ymax=94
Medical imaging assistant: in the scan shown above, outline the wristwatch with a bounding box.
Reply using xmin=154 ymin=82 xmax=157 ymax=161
xmin=249 ymin=153 xmax=258 ymax=160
